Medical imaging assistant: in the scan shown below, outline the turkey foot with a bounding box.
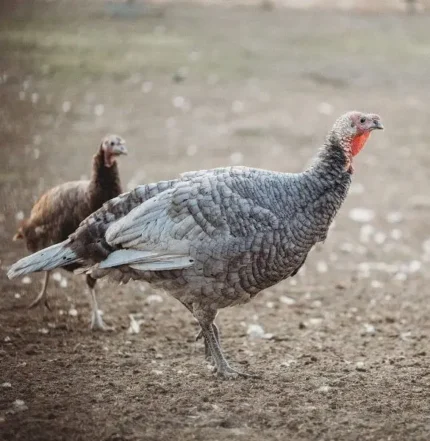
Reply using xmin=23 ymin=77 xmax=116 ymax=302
xmin=28 ymin=271 xmax=51 ymax=311
xmin=215 ymin=363 xmax=261 ymax=380
xmin=87 ymin=281 xmax=114 ymax=332
xmin=196 ymin=309 xmax=256 ymax=379
xmin=90 ymin=308 xmax=114 ymax=332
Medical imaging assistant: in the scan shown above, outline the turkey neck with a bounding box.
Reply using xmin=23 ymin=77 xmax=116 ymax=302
xmin=88 ymin=146 xmax=123 ymax=210
xmin=292 ymin=133 xmax=352 ymax=235
xmin=311 ymin=130 xmax=352 ymax=179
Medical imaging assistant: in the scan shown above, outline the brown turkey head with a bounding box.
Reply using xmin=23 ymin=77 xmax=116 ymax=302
xmin=101 ymin=135 xmax=128 ymax=167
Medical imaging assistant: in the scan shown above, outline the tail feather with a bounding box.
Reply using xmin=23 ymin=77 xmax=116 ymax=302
xmin=7 ymin=240 xmax=80 ymax=279
xmin=98 ymin=249 xmax=194 ymax=271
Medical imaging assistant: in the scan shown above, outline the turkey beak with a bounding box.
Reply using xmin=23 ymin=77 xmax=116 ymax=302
xmin=113 ymin=144 xmax=128 ymax=156
xmin=371 ymin=119 xmax=384 ymax=130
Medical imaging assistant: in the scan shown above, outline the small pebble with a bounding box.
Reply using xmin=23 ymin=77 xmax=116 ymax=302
xmin=339 ymin=242 xmax=354 ymax=253
xmin=363 ymin=323 xmax=376 ymax=335
xmin=22 ymin=276 xmax=31 ymax=285
xmin=311 ymin=300 xmax=322 ymax=308
xmin=280 ymin=359 xmax=296 ymax=368
xmin=247 ymin=324 xmax=265 ymax=339
xmin=146 ymin=294 xmax=163 ymax=304
xmin=349 ymin=208 xmax=375 ymax=223
xmin=317 ymin=385 xmax=331 ymax=393
xmin=374 ymin=232 xmax=386 ymax=245
xmin=394 ymin=272 xmax=407 ymax=281
xmin=68 ymin=308 xmax=78 ymax=317
xmin=280 ymin=295 xmax=296 ymax=305
xmin=308 ymin=318 xmax=323 ymax=326
xmin=13 ymin=399 xmax=28 ymax=411
xmin=408 ymin=260 xmax=421 ymax=273
xmin=401 ymin=331 xmax=412 ymax=341
xmin=172 ymin=96 xmax=185 ymax=108
xmin=371 ymin=280 xmax=383 ymax=289
xmin=355 ymin=361 xmax=366 ymax=372
xmin=1 ymin=382 xmax=12 ymax=388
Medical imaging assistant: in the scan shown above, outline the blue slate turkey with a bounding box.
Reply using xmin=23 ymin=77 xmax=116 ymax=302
xmin=8 ymin=111 xmax=383 ymax=378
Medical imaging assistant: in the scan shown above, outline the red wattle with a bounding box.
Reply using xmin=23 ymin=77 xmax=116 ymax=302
xmin=351 ymin=132 xmax=371 ymax=156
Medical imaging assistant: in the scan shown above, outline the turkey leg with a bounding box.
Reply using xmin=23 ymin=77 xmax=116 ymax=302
xmin=28 ymin=271 xmax=51 ymax=310
xmin=85 ymin=275 xmax=114 ymax=331
xmin=193 ymin=306 xmax=257 ymax=379
xmin=195 ymin=323 xmax=220 ymax=362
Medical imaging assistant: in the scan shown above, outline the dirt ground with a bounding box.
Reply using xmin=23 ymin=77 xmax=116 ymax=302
xmin=1 ymin=2 xmax=430 ymax=440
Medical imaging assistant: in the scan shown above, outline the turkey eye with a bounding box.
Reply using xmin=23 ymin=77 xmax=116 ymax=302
xmin=110 ymin=141 xmax=115 ymax=146
xmin=360 ymin=117 xmax=366 ymax=124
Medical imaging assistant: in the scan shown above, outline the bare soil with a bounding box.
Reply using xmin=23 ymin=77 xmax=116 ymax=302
xmin=1 ymin=2 xmax=430 ymax=440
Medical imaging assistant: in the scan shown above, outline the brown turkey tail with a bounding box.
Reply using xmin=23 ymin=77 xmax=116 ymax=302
xmin=7 ymin=240 xmax=79 ymax=279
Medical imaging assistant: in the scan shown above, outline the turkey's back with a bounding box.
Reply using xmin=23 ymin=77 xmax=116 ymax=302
xmin=22 ymin=181 xmax=91 ymax=251
xmin=89 ymin=166 xmax=351 ymax=308
xmin=22 ymin=180 xmax=121 ymax=272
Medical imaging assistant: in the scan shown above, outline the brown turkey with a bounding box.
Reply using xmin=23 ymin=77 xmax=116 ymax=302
xmin=8 ymin=112 xmax=383 ymax=376
xmin=12 ymin=134 xmax=128 ymax=331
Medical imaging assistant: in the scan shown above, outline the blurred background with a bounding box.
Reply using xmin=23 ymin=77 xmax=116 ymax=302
xmin=1 ymin=1 xmax=430 ymax=440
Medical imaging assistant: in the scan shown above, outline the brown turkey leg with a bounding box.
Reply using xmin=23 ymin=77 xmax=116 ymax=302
xmin=28 ymin=271 xmax=51 ymax=310
xmin=86 ymin=275 xmax=114 ymax=331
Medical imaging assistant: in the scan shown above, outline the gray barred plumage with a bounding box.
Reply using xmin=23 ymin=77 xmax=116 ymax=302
xmin=8 ymin=112 xmax=383 ymax=377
